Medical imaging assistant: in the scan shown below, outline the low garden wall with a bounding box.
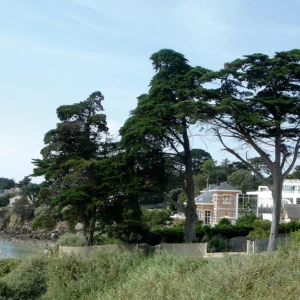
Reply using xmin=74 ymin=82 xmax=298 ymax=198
xmin=59 ymin=242 xmax=208 ymax=257
xmin=161 ymin=243 xmax=207 ymax=257
xmin=59 ymin=244 xmax=136 ymax=256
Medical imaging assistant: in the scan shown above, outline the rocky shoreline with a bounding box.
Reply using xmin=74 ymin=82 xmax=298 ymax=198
xmin=0 ymin=228 xmax=66 ymax=246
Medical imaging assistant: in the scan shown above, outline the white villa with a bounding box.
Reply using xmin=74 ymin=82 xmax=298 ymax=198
xmin=246 ymin=179 xmax=300 ymax=221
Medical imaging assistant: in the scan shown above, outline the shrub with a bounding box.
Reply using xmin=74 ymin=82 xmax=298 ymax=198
xmin=12 ymin=196 xmax=34 ymax=221
xmin=201 ymin=234 xmax=229 ymax=252
xmin=32 ymin=208 xmax=56 ymax=230
xmin=0 ymin=194 xmax=10 ymax=207
xmin=94 ymin=234 xmax=123 ymax=245
xmin=33 ymin=206 xmax=47 ymax=217
xmin=235 ymin=212 xmax=257 ymax=227
xmin=116 ymin=221 xmax=150 ymax=243
xmin=141 ymin=209 xmax=171 ymax=227
xmin=218 ymin=218 xmax=231 ymax=226
xmin=56 ymin=233 xmax=86 ymax=247
xmin=279 ymin=221 xmax=300 ymax=234
xmin=0 ymin=259 xmax=20 ymax=278
xmin=0 ymin=256 xmax=47 ymax=299
xmin=149 ymin=223 xmax=253 ymax=245
xmin=290 ymin=230 xmax=300 ymax=245
xmin=247 ymin=219 xmax=271 ymax=239
xmin=150 ymin=226 xmax=184 ymax=244
xmin=42 ymin=251 xmax=145 ymax=300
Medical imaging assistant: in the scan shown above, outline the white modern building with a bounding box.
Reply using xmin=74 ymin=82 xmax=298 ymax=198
xmin=246 ymin=179 xmax=300 ymax=221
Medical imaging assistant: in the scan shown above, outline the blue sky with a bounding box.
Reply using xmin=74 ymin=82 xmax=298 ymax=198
xmin=0 ymin=0 xmax=299 ymax=182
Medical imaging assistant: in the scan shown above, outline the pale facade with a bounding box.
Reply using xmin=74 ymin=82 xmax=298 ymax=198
xmin=246 ymin=179 xmax=300 ymax=220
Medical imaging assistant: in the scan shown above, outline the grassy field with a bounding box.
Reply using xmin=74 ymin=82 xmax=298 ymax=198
xmin=0 ymin=244 xmax=300 ymax=299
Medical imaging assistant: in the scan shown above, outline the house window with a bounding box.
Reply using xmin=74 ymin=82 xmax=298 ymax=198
xmin=297 ymin=198 xmax=300 ymax=204
xmin=223 ymin=195 xmax=231 ymax=203
xmin=196 ymin=210 xmax=201 ymax=220
xmin=283 ymin=186 xmax=296 ymax=193
xmin=259 ymin=187 xmax=269 ymax=191
xmin=205 ymin=211 xmax=211 ymax=225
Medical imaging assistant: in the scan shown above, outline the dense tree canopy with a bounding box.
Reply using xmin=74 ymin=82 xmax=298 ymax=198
xmin=286 ymin=165 xmax=300 ymax=179
xmin=227 ymin=169 xmax=258 ymax=193
xmin=18 ymin=176 xmax=41 ymax=207
xmin=33 ymin=92 xmax=140 ymax=245
xmin=0 ymin=194 xmax=10 ymax=207
xmin=120 ymin=49 xmax=212 ymax=242
xmin=195 ymin=49 xmax=300 ymax=250
xmin=0 ymin=178 xmax=15 ymax=190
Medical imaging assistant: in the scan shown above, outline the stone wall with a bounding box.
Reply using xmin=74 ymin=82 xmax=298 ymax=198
xmin=59 ymin=243 xmax=207 ymax=257
xmin=59 ymin=244 xmax=136 ymax=256
xmin=161 ymin=243 xmax=207 ymax=257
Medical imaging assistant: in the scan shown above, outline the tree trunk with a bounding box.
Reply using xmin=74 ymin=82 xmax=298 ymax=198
xmin=184 ymin=157 xmax=197 ymax=242
xmin=184 ymin=203 xmax=197 ymax=242
xmin=268 ymin=174 xmax=282 ymax=251
xmin=83 ymin=218 xmax=89 ymax=246
xmin=182 ymin=125 xmax=198 ymax=243
xmin=84 ymin=213 xmax=97 ymax=246
xmin=267 ymin=129 xmax=283 ymax=252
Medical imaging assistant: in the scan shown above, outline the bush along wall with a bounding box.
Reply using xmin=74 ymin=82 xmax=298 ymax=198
xmin=149 ymin=224 xmax=254 ymax=246
xmin=114 ymin=221 xmax=300 ymax=248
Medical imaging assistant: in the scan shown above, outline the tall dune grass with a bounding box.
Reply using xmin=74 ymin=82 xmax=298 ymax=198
xmin=0 ymin=243 xmax=300 ymax=299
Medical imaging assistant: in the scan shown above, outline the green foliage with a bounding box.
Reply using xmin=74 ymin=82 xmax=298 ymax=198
xmin=218 ymin=218 xmax=231 ymax=226
xmin=0 ymin=178 xmax=15 ymax=190
xmin=0 ymin=194 xmax=10 ymax=207
xmin=193 ymin=174 xmax=206 ymax=194
xmin=32 ymin=92 xmax=141 ymax=246
xmin=42 ymin=252 xmax=141 ymax=299
xmin=56 ymin=233 xmax=86 ymax=247
xmin=96 ymin=235 xmax=123 ymax=245
xmin=177 ymin=149 xmax=212 ymax=175
xmin=227 ymin=169 xmax=257 ymax=193
xmin=3 ymin=245 xmax=300 ymax=299
xmin=17 ymin=176 xmax=31 ymax=187
xmin=197 ymin=49 xmax=300 ymax=249
xmin=32 ymin=208 xmax=57 ymax=230
xmin=33 ymin=206 xmax=47 ymax=217
xmin=167 ymin=188 xmax=183 ymax=209
xmin=141 ymin=209 xmax=171 ymax=227
xmin=149 ymin=223 xmax=253 ymax=245
xmin=120 ymin=49 xmax=213 ymax=242
xmin=202 ymin=234 xmax=229 ymax=252
xmin=290 ymin=230 xmax=300 ymax=245
xmin=21 ymin=183 xmax=41 ymax=207
xmin=236 ymin=212 xmax=258 ymax=227
xmin=150 ymin=226 xmax=185 ymax=244
xmin=287 ymin=165 xmax=300 ymax=179
xmin=12 ymin=196 xmax=34 ymax=221
xmin=37 ymin=187 xmax=52 ymax=207
xmin=247 ymin=219 xmax=271 ymax=239
xmin=0 ymin=259 xmax=20 ymax=278
xmin=116 ymin=221 xmax=150 ymax=244
xmin=177 ymin=191 xmax=187 ymax=205
xmin=0 ymin=256 xmax=47 ymax=299
xmin=279 ymin=221 xmax=300 ymax=234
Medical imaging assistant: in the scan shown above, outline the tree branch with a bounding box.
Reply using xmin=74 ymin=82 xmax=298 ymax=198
xmin=283 ymin=136 xmax=300 ymax=178
xmin=167 ymin=126 xmax=185 ymax=146
xmin=215 ymin=129 xmax=272 ymax=189
xmin=164 ymin=193 xmax=185 ymax=212
xmin=167 ymin=139 xmax=184 ymax=159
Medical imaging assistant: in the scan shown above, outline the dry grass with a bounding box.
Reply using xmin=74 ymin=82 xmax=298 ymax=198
xmin=1 ymin=244 xmax=300 ymax=299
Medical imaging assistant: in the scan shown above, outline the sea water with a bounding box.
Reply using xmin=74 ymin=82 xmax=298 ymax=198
xmin=0 ymin=240 xmax=42 ymax=258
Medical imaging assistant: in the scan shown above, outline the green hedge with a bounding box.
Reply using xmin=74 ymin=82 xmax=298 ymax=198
xmin=117 ymin=220 xmax=300 ymax=245
xmin=149 ymin=224 xmax=254 ymax=245
xmin=279 ymin=221 xmax=300 ymax=234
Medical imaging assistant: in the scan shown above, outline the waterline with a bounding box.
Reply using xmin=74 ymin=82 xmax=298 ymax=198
xmin=0 ymin=240 xmax=43 ymax=258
